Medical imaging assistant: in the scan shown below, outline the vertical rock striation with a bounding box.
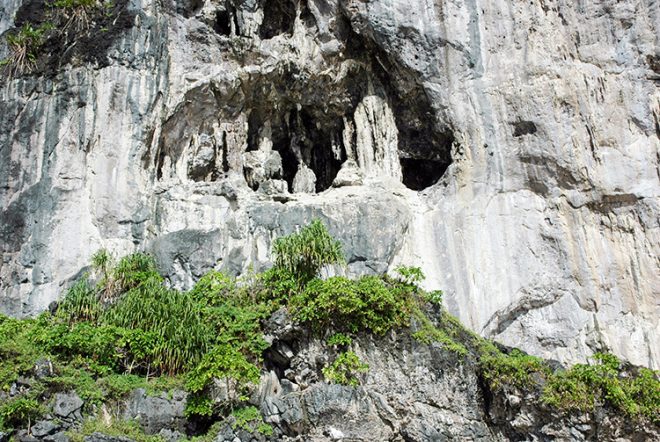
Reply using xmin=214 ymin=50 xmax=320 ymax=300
xmin=0 ymin=0 xmax=658 ymax=369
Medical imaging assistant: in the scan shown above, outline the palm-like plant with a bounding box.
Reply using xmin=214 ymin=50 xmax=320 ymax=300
xmin=272 ymin=219 xmax=345 ymax=285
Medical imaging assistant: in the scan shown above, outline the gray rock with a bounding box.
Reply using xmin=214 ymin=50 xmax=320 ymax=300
xmin=43 ymin=432 xmax=70 ymax=442
xmin=157 ymin=429 xmax=185 ymax=442
xmin=33 ymin=358 xmax=53 ymax=379
xmin=52 ymin=392 xmax=83 ymax=418
xmin=123 ymin=389 xmax=187 ymax=435
xmin=30 ymin=420 xmax=59 ymax=437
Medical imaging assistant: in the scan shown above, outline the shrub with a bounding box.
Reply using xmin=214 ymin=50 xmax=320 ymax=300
xmin=291 ymin=275 xmax=412 ymax=335
xmin=2 ymin=23 xmax=52 ymax=76
xmin=57 ymin=279 xmax=102 ymax=324
xmin=190 ymin=271 xmax=236 ymax=307
xmin=231 ymin=406 xmax=273 ymax=436
xmin=326 ymin=333 xmax=353 ymax=348
xmin=542 ymin=352 xmax=660 ymax=421
xmin=479 ymin=348 xmax=549 ymax=391
xmin=395 ymin=266 xmax=425 ymax=288
xmin=272 ymin=219 xmax=345 ymax=284
xmin=0 ymin=398 xmax=44 ymax=430
xmin=322 ymin=351 xmax=369 ymax=386
xmin=253 ymin=266 xmax=297 ymax=306
xmin=104 ymin=284 xmax=211 ymax=374
xmin=111 ymin=252 xmax=162 ymax=294
xmin=185 ymin=344 xmax=260 ymax=414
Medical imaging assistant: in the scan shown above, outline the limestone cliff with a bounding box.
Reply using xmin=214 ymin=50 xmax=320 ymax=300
xmin=0 ymin=0 xmax=658 ymax=371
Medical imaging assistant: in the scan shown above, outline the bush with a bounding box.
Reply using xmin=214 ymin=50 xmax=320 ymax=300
xmin=0 ymin=315 xmax=44 ymax=391
xmin=291 ymin=275 xmax=412 ymax=335
xmin=112 ymin=252 xmax=162 ymax=294
xmin=231 ymin=406 xmax=273 ymax=436
xmin=322 ymin=351 xmax=369 ymax=387
xmin=272 ymin=219 xmax=345 ymax=284
xmin=185 ymin=344 xmax=260 ymax=415
xmin=479 ymin=348 xmax=549 ymax=391
xmin=104 ymin=284 xmax=211 ymax=374
xmin=542 ymin=353 xmax=660 ymax=421
xmin=57 ymin=279 xmax=102 ymax=324
xmin=0 ymin=398 xmax=44 ymax=430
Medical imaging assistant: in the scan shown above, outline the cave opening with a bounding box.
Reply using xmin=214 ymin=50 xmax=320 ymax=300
xmin=401 ymin=158 xmax=451 ymax=191
xmin=296 ymin=109 xmax=346 ymax=192
xmin=214 ymin=9 xmax=232 ymax=36
xmin=350 ymin=34 xmax=454 ymax=191
xmin=245 ymin=107 xmax=346 ymax=193
xmin=259 ymin=0 xmax=296 ymax=39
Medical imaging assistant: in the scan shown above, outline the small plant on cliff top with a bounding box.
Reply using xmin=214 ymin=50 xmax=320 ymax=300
xmin=272 ymin=219 xmax=345 ymax=284
xmin=51 ymin=0 xmax=101 ymax=33
xmin=1 ymin=23 xmax=52 ymax=77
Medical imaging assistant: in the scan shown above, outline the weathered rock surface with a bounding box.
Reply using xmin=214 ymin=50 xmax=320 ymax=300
xmin=215 ymin=311 xmax=658 ymax=441
xmin=0 ymin=0 xmax=658 ymax=372
xmin=123 ymin=388 xmax=188 ymax=435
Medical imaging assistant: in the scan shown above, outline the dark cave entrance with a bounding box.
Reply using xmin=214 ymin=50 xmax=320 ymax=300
xmin=399 ymin=128 xmax=454 ymax=191
xmin=259 ymin=0 xmax=296 ymax=39
xmin=214 ymin=10 xmax=232 ymax=36
xmin=401 ymin=158 xmax=451 ymax=191
xmin=345 ymin=33 xmax=455 ymax=192
xmin=246 ymin=107 xmax=346 ymax=193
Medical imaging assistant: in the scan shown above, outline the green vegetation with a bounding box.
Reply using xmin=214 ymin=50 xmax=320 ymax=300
xmin=1 ymin=23 xmax=52 ymax=76
xmin=231 ymin=406 xmax=273 ymax=436
xmin=291 ymin=275 xmax=413 ymax=335
xmin=541 ymin=353 xmax=660 ymax=421
xmin=479 ymin=348 xmax=659 ymax=422
xmin=0 ymin=219 xmax=658 ymax=438
xmin=1 ymin=0 xmax=107 ymax=76
xmin=322 ymin=351 xmax=369 ymax=387
xmin=0 ymin=398 xmax=44 ymax=431
xmin=68 ymin=418 xmax=165 ymax=442
xmin=479 ymin=348 xmax=549 ymax=390
xmin=272 ymin=219 xmax=345 ymax=284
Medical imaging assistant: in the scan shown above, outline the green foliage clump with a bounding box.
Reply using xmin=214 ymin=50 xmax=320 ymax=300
xmin=57 ymin=279 xmax=102 ymax=323
xmin=231 ymin=406 xmax=273 ymax=436
xmin=0 ymin=315 xmax=43 ymax=391
xmin=322 ymin=351 xmax=369 ymax=387
xmin=326 ymin=333 xmax=353 ymax=348
xmin=104 ymin=284 xmax=210 ymax=374
xmin=0 ymin=398 xmax=44 ymax=431
xmin=542 ymin=353 xmax=660 ymax=421
xmin=479 ymin=348 xmax=549 ymax=391
xmin=291 ymin=275 xmax=412 ymax=335
xmin=2 ymin=23 xmax=52 ymax=76
xmin=272 ymin=219 xmax=345 ymax=284
xmin=68 ymin=418 xmax=165 ymax=442
xmin=185 ymin=344 xmax=260 ymax=416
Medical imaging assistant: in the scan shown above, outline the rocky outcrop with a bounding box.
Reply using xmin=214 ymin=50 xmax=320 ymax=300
xmin=5 ymin=311 xmax=656 ymax=442
xmin=0 ymin=0 xmax=658 ymax=372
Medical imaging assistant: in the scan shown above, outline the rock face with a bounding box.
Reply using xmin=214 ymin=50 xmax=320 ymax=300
xmin=0 ymin=0 xmax=658 ymax=370
xmin=246 ymin=322 xmax=659 ymax=442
